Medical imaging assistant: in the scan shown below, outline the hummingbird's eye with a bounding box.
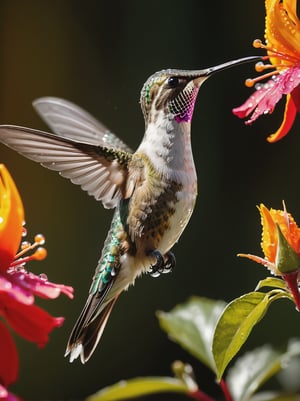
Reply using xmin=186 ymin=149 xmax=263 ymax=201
xmin=166 ymin=76 xmax=180 ymax=88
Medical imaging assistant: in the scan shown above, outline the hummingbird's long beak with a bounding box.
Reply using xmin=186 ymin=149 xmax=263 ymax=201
xmin=192 ymin=55 xmax=263 ymax=87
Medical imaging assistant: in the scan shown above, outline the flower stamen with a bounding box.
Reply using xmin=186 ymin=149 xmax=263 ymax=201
xmin=253 ymin=39 xmax=300 ymax=65
xmin=10 ymin=232 xmax=47 ymax=269
xmin=244 ymin=37 xmax=300 ymax=88
xmin=245 ymin=70 xmax=280 ymax=87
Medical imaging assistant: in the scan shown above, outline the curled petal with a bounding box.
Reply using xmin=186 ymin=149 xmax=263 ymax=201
xmin=267 ymin=93 xmax=297 ymax=142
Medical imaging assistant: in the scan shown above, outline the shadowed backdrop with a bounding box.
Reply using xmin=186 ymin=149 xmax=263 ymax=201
xmin=1 ymin=1 xmax=299 ymax=399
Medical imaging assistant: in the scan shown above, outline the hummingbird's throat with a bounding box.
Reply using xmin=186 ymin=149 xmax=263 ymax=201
xmin=168 ymin=81 xmax=199 ymax=123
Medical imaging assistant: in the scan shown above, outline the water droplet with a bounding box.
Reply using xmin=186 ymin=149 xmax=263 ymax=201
xmin=39 ymin=273 xmax=48 ymax=281
xmin=34 ymin=233 xmax=45 ymax=245
xmin=21 ymin=241 xmax=30 ymax=250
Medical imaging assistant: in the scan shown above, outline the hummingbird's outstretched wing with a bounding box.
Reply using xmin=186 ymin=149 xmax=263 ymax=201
xmin=0 ymin=125 xmax=133 ymax=208
xmin=33 ymin=97 xmax=133 ymax=152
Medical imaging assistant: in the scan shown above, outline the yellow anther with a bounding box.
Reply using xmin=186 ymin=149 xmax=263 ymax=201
xmin=255 ymin=61 xmax=267 ymax=72
xmin=34 ymin=233 xmax=45 ymax=245
xmin=245 ymin=78 xmax=255 ymax=88
xmin=33 ymin=247 xmax=47 ymax=261
xmin=253 ymin=39 xmax=263 ymax=48
xmin=21 ymin=241 xmax=31 ymax=250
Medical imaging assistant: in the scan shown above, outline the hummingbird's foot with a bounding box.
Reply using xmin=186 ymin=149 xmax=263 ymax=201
xmin=162 ymin=251 xmax=176 ymax=274
xmin=148 ymin=250 xmax=164 ymax=277
xmin=148 ymin=250 xmax=175 ymax=277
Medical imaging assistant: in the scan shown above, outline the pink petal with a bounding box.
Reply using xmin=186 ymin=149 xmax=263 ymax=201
xmin=0 ymin=387 xmax=21 ymax=401
xmin=0 ymin=274 xmax=33 ymax=305
xmin=0 ymin=385 xmax=8 ymax=399
xmin=233 ymin=66 xmax=300 ymax=124
xmin=9 ymin=271 xmax=74 ymax=300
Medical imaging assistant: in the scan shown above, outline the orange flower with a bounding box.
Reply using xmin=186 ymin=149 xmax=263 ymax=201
xmin=239 ymin=203 xmax=300 ymax=275
xmin=233 ymin=0 xmax=300 ymax=142
xmin=0 ymin=164 xmax=24 ymax=271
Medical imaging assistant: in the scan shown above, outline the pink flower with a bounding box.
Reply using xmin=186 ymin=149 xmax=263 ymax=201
xmin=0 ymin=164 xmax=74 ymax=398
xmin=233 ymin=0 xmax=300 ymax=142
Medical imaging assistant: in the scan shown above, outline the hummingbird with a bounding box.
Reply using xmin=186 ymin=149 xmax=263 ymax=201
xmin=0 ymin=56 xmax=259 ymax=363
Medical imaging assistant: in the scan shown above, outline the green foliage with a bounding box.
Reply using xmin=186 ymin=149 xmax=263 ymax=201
xmin=227 ymin=343 xmax=289 ymax=401
xmin=87 ymin=294 xmax=300 ymax=401
xmin=157 ymin=296 xmax=226 ymax=373
xmin=86 ymin=377 xmax=190 ymax=401
xmin=213 ymin=284 xmax=294 ymax=380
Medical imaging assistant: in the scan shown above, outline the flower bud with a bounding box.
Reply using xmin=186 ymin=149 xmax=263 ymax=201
xmin=275 ymin=223 xmax=300 ymax=274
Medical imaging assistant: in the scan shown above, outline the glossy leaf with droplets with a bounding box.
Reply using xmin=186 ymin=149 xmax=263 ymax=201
xmin=157 ymin=297 xmax=226 ymax=373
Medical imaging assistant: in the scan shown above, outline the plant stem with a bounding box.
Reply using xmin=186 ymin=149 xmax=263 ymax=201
xmin=189 ymin=389 xmax=216 ymax=401
xmin=219 ymin=379 xmax=233 ymax=401
xmin=282 ymin=270 xmax=300 ymax=311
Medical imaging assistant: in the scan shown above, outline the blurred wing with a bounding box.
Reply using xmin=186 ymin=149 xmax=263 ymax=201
xmin=0 ymin=125 xmax=132 ymax=208
xmin=33 ymin=97 xmax=133 ymax=152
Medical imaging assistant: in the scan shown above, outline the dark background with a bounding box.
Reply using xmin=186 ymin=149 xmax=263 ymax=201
xmin=1 ymin=1 xmax=300 ymax=399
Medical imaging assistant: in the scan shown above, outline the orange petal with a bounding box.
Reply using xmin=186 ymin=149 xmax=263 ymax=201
xmin=259 ymin=204 xmax=277 ymax=263
xmin=267 ymin=94 xmax=297 ymax=142
xmin=0 ymin=165 xmax=24 ymax=270
xmin=259 ymin=203 xmax=300 ymax=272
xmin=265 ymin=0 xmax=300 ymax=64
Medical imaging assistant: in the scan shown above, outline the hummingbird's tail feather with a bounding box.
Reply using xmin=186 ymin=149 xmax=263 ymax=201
xmin=65 ymin=293 xmax=119 ymax=363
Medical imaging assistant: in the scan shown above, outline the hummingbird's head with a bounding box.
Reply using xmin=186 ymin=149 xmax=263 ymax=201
xmin=140 ymin=56 xmax=262 ymax=125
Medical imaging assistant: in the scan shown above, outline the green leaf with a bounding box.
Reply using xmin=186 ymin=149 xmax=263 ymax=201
xmin=255 ymin=277 xmax=287 ymax=291
xmin=226 ymin=344 xmax=282 ymax=401
xmin=227 ymin=338 xmax=300 ymax=401
xmin=249 ymin=392 xmax=300 ymax=401
xmin=213 ymin=292 xmax=271 ymax=381
xmin=86 ymin=377 xmax=189 ymax=401
xmin=157 ymin=296 xmax=226 ymax=373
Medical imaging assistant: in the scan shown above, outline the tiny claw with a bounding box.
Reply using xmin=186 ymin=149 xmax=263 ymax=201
xmin=148 ymin=250 xmax=176 ymax=277
xmin=148 ymin=250 xmax=165 ymax=277
xmin=162 ymin=251 xmax=176 ymax=274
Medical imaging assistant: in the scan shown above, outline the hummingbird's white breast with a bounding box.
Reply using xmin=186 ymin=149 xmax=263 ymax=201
xmin=134 ymin=113 xmax=197 ymax=256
